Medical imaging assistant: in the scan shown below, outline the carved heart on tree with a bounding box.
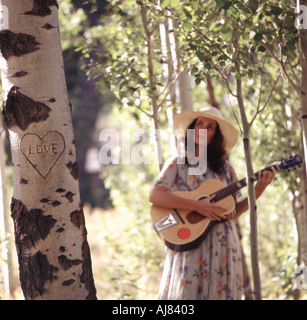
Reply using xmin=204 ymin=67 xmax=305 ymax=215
xmin=20 ymin=131 xmax=66 ymax=179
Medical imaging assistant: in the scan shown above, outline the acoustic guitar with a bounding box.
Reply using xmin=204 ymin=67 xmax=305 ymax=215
xmin=151 ymin=155 xmax=302 ymax=252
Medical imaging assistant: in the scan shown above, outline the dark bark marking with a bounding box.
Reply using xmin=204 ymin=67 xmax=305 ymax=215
xmin=51 ymin=200 xmax=61 ymax=207
xmin=24 ymin=0 xmax=59 ymax=17
xmin=56 ymin=188 xmax=66 ymax=193
xmin=20 ymin=178 xmax=28 ymax=184
xmin=66 ymin=161 xmax=79 ymax=180
xmin=12 ymin=71 xmax=28 ymax=78
xmin=62 ymin=279 xmax=75 ymax=286
xmin=42 ymin=23 xmax=54 ymax=30
xmin=65 ymin=191 xmax=75 ymax=203
xmin=0 ymin=30 xmax=40 ymax=60
xmin=70 ymin=209 xmax=85 ymax=229
xmin=72 ymin=207 xmax=97 ymax=299
xmin=57 ymin=255 xmax=82 ymax=271
xmin=243 ymin=137 xmax=249 ymax=150
xmin=40 ymin=198 xmax=49 ymax=203
xmin=3 ymin=86 xmax=51 ymax=131
xmin=81 ymin=240 xmax=97 ymax=300
xmin=19 ymin=251 xmax=58 ymax=299
xmin=49 ymin=98 xmax=56 ymax=103
xmin=11 ymin=198 xmax=57 ymax=251
xmin=56 ymin=227 xmax=64 ymax=233
xmin=59 ymin=246 xmax=66 ymax=252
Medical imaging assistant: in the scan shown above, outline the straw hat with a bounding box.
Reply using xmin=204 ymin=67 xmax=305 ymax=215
xmin=173 ymin=107 xmax=238 ymax=153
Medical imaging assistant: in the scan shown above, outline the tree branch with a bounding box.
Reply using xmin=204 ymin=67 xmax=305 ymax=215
xmin=260 ymin=41 xmax=301 ymax=94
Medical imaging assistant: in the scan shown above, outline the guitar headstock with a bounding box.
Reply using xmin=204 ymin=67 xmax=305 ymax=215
xmin=271 ymin=155 xmax=303 ymax=171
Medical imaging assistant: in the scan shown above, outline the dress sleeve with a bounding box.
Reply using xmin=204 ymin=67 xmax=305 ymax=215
xmin=154 ymin=157 xmax=178 ymax=191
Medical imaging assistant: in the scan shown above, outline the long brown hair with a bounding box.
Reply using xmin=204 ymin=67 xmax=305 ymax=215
xmin=185 ymin=118 xmax=227 ymax=175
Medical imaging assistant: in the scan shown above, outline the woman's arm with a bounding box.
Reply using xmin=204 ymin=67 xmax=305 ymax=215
xmin=149 ymin=185 xmax=227 ymax=221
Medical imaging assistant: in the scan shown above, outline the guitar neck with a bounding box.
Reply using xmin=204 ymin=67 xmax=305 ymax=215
xmin=211 ymin=165 xmax=277 ymax=202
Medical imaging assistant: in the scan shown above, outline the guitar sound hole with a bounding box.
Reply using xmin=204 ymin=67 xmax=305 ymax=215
xmin=186 ymin=211 xmax=206 ymax=224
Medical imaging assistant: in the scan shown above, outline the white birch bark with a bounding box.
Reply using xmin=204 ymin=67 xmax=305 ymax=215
xmin=0 ymin=0 xmax=96 ymax=300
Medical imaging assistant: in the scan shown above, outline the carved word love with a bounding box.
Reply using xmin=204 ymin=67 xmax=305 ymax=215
xmin=20 ymin=131 xmax=65 ymax=179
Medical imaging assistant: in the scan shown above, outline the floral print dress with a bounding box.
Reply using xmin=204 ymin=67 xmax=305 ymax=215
xmin=154 ymin=156 xmax=243 ymax=300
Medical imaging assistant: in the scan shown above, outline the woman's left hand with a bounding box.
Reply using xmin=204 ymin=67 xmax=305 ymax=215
xmin=255 ymin=167 xmax=276 ymax=199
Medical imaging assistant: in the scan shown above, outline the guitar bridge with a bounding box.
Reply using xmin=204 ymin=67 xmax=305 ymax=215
xmin=154 ymin=213 xmax=178 ymax=232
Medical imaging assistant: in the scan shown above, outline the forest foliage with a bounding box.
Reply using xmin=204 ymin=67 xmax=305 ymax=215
xmin=1 ymin=0 xmax=306 ymax=299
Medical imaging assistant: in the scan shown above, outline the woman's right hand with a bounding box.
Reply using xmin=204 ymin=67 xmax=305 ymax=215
xmin=150 ymin=186 xmax=226 ymax=221
xmin=194 ymin=194 xmax=227 ymax=221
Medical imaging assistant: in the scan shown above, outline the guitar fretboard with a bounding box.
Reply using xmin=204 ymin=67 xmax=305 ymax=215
xmin=210 ymin=166 xmax=276 ymax=202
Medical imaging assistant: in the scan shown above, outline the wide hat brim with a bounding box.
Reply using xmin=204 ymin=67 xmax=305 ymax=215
xmin=173 ymin=107 xmax=238 ymax=153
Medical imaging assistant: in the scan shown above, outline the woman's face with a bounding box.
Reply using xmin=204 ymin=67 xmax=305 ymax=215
xmin=194 ymin=117 xmax=217 ymax=146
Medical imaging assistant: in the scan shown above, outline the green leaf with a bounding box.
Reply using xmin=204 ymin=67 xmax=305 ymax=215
xmin=258 ymin=45 xmax=266 ymax=52
xmin=234 ymin=72 xmax=242 ymax=80
xmin=170 ymin=0 xmax=180 ymax=8
xmin=248 ymin=0 xmax=259 ymax=12
xmin=221 ymin=31 xmax=232 ymax=41
xmin=160 ymin=0 xmax=170 ymax=9
xmin=215 ymin=0 xmax=231 ymax=10
xmin=183 ymin=8 xmax=193 ymax=19
xmin=266 ymin=6 xmax=283 ymax=17
xmin=253 ymin=33 xmax=263 ymax=42
xmin=286 ymin=40 xmax=295 ymax=52
xmin=195 ymin=77 xmax=202 ymax=85
xmin=183 ymin=21 xmax=193 ymax=32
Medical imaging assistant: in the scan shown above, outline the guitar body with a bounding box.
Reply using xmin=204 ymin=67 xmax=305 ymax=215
xmin=151 ymin=179 xmax=236 ymax=252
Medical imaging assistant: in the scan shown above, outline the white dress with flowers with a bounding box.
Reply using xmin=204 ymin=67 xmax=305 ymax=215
xmin=154 ymin=156 xmax=243 ymax=300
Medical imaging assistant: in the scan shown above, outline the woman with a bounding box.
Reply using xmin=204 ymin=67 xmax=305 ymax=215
xmin=149 ymin=107 xmax=275 ymax=300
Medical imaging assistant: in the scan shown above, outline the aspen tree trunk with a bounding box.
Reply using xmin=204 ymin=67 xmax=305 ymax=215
xmin=160 ymin=18 xmax=176 ymax=108
xmin=206 ymin=78 xmax=254 ymax=299
xmin=162 ymin=17 xmax=193 ymax=111
xmin=178 ymin=67 xmax=193 ymax=111
xmin=140 ymin=4 xmax=163 ymax=171
xmin=235 ymin=62 xmax=261 ymax=300
xmin=298 ymin=0 xmax=307 ymax=268
xmin=0 ymin=0 xmax=96 ymax=300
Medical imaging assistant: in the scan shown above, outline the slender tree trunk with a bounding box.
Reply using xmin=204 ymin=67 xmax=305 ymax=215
xmin=205 ymin=75 xmax=220 ymax=109
xmin=178 ymin=67 xmax=193 ymax=111
xmin=235 ymin=62 xmax=261 ymax=300
xmin=160 ymin=17 xmax=176 ymax=107
xmin=207 ymin=74 xmax=254 ymax=299
xmin=0 ymin=0 xmax=96 ymax=300
xmin=140 ymin=4 xmax=163 ymax=171
xmin=298 ymin=0 xmax=307 ymax=270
